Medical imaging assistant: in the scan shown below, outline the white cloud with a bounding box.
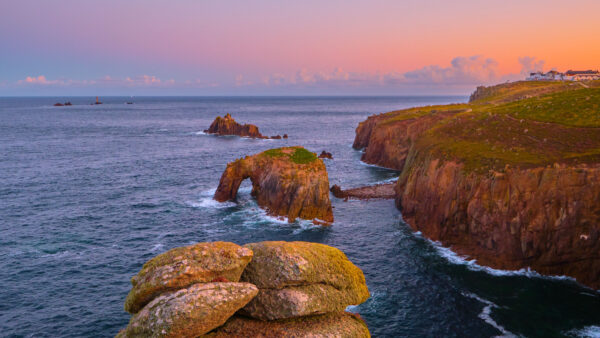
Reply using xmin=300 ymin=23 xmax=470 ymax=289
xmin=518 ymin=56 xmax=545 ymax=76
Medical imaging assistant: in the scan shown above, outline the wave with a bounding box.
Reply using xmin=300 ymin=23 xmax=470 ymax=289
xmin=186 ymin=188 xmax=236 ymax=209
xmin=567 ymin=326 xmax=600 ymax=338
xmin=414 ymin=231 xmax=576 ymax=281
xmin=189 ymin=187 xmax=324 ymax=232
xmin=462 ymin=292 xmax=516 ymax=337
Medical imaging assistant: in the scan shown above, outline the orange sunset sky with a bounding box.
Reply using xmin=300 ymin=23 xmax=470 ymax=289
xmin=1 ymin=0 xmax=599 ymax=95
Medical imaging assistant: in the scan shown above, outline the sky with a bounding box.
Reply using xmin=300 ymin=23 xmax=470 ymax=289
xmin=1 ymin=0 xmax=599 ymax=96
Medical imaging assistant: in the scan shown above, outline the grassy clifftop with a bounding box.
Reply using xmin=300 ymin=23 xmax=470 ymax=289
xmin=372 ymin=81 xmax=600 ymax=173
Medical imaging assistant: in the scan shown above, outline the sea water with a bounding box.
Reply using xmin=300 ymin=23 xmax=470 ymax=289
xmin=1 ymin=96 xmax=599 ymax=337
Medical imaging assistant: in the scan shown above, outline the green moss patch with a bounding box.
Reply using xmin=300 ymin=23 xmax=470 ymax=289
xmin=260 ymin=147 xmax=317 ymax=164
xmin=290 ymin=148 xmax=317 ymax=164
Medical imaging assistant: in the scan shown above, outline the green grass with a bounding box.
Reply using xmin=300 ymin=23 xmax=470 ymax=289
xmin=260 ymin=147 xmax=317 ymax=164
xmin=375 ymin=82 xmax=600 ymax=173
xmin=263 ymin=148 xmax=285 ymax=158
xmin=484 ymin=87 xmax=600 ymax=127
xmin=290 ymin=147 xmax=317 ymax=164
xmin=379 ymin=104 xmax=470 ymax=125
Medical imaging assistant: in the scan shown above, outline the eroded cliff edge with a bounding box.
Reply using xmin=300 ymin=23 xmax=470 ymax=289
xmin=214 ymin=146 xmax=334 ymax=224
xmin=353 ymin=80 xmax=600 ymax=289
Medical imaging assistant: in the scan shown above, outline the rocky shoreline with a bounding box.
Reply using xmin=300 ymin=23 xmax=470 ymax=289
xmin=118 ymin=241 xmax=371 ymax=337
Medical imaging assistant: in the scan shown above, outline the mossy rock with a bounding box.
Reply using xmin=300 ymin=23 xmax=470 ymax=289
xmin=204 ymin=312 xmax=370 ymax=338
xmin=240 ymin=241 xmax=369 ymax=319
xmin=241 ymin=283 xmax=367 ymax=320
xmin=119 ymin=282 xmax=258 ymax=338
xmin=124 ymin=242 xmax=253 ymax=313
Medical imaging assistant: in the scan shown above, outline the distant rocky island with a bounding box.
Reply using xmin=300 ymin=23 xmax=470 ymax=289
xmin=117 ymin=241 xmax=370 ymax=337
xmin=353 ymin=80 xmax=600 ymax=289
xmin=214 ymin=146 xmax=333 ymax=225
xmin=205 ymin=114 xmax=287 ymax=139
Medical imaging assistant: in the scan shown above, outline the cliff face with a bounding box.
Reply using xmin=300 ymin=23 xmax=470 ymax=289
xmin=353 ymin=83 xmax=600 ymax=288
xmin=207 ymin=114 xmax=264 ymax=138
xmin=397 ymin=158 xmax=600 ymax=288
xmin=214 ymin=147 xmax=333 ymax=224
xmin=353 ymin=107 xmax=467 ymax=169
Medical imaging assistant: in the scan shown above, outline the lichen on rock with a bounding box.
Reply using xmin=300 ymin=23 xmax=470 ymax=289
xmin=204 ymin=312 xmax=371 ymax=338
xmin=124 ymin=241 xmax=252 ymax=313
xmin=240 ymin=241 xmax=369 ymax=320
xmin=119 ymin=282 xmax=258 ymax=337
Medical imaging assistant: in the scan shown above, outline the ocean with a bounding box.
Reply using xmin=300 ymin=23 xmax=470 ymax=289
xmin=1 ymin=96 xmax=599 ymax=337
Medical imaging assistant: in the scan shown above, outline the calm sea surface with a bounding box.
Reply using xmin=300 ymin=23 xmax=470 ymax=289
xmin=1 ymin=96 xmax=600 ymax=338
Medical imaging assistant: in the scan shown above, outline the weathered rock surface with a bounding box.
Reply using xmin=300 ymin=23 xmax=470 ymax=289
xmin=330 ymin=183 xmax=395 ymax=200
xmin=207 ymin=113 xmax=265 ymax=138
xmin=240 ymin=241 xmax=369 ymax=320
xmin=124 ymin=242 xmax=253 ymax=313
xmin=397 ymin=158 xmax=600 ymax=288
xmin=205 ymin=312 xmax=370 ymax=338
xmin=214 ymin=147 xmax=334 ymax=224
xmin=353 ymin=82 xmax=600 ymax=288
xmin=119 ymin=282 xmax=258 ymax=338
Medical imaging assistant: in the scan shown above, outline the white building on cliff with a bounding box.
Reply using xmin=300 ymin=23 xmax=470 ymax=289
xmin=527 ymin=69 xmax=600 ymax=81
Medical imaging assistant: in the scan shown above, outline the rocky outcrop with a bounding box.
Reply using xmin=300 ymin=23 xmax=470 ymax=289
xmin=206 ymin=113 xmax=265 ymax=138
xmin=214 ymin=147 xmax=334 ymax=224
xmin=319 ymin=151 xmax=333 ymax=159
xmin=124 ymin=242 xmax=253 ymax=313
xmin=331 ymin=183 xmax=396 ymax=200
xmin=240 ymin=241 xmax=369 ymax=320
xmin=352 ymin=83 xmax=600 ymax=289
xmin=206 ymin=312 xmax=370 ymax=337
xmin=118 ymin=241 xmax=371 ymax=337
xmin=118 ymin=283 xmax=258 ymax=337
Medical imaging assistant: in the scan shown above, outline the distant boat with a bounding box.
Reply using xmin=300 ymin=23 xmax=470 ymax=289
xmin=94 ymin=96 xmax=103 ymax=105
xmin=54 ymin=101 xmax=72 ymax=106
xmin=126 ymin=102 xmax=133 ymax=104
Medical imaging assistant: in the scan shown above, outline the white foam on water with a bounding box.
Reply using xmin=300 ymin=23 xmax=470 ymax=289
xmin=567 ymin=326 xmax=600 ymax=338
xmin=186 ymin=188 xmax=237 ymax=209
xmin=194 ymin=131 xmax=207 ymax=135
xmin=420 ymin=234 xmax=576 ymax=282
xmin=462 ymin=292 xmax=516 ymax=337
xmin=151 ymin=243 xmax=164 ymax=252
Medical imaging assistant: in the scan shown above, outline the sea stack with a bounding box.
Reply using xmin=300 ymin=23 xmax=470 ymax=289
xmin=214 ymin=146 xmax=334 ymax=224
xmin=206 ymin=113 xmax=265 ymax=138
xmin=352 ymin=80 xmax=600 ymax=289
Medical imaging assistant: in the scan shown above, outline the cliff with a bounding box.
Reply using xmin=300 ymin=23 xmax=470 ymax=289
xmin=353 ymin=82 xmax=600 ymax=289
xmin=206 ymin=113 xmax=265 ymax=138
xmin=214 ymin=146 xmax=334 ymax=224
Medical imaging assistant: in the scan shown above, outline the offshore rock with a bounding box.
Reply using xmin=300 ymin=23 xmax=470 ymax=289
xmin=205 ymin=312 xmax=371 ymax=338
xmin=318 ymin=150 xmax=333 ymax=159
xmin=330 ymin=183 xmax=395 ymax=200
xmin=124 ymin=242 xmax=253 ymax=313
xmin=240 ymin=241 xmax=369 ymax=320
xmin=214 ymin=147 xmax=333 ymax=224
xmin=207 ymin=113 xmax=265 ymax=138
xmin=119 ymin=282 xmax=258 ymax=338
